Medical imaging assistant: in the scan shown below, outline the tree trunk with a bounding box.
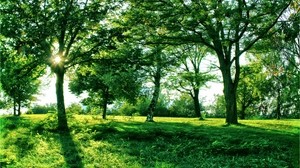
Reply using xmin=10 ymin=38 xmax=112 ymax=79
xmin=240 ymin=104 xmax=246 ymax=120
xmin=276 ymin=88 xmax=281 ymax=120
xmin=102 ymin=101 xmax=107 ymax=119
xmin=222 ymin=66 xmax=238 ymax=125
xmin=13 ymin=96 xmax=17 ymax=116
xmin=192 ymin=89 xmax=203 ymax=120
xmin=55 ymin=70 xmax=68 ymax=131
xmin=146 ymin=68 xmax=161 ymax=122
xmin=102 ymin=90 xmax=109 ymax=120
xmin=17 ymin=100 xmax=21 ymax=116
xmin=146 ymin=82 xmax=160 ymax=122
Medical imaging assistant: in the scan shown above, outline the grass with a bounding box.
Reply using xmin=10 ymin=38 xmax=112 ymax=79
xmin=0 ymin=114 xmax=299 ymax=168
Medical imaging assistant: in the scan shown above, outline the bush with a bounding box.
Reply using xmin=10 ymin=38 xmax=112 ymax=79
xmin=206 ymin=95 xmax=226 ymax=118
xmin=117 ymin=101 xmax=138 ymax=116
xmin=169 ymin=94 xmax=196 ymax=117
xmin=66 ymin=103 xmax=83 ymax=114
xmin=28 ymin=104 xmax=56 ymax=114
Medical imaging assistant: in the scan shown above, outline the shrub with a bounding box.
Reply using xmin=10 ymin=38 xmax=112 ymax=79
xmin=66 ymin=103 xmax=83 ymax=114
xmin=28 ymin=104 xmax=56 ymax=114
xmin=169 ymin=94 xmax=196 ymax=117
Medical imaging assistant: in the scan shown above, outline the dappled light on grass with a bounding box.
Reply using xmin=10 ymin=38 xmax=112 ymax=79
xmin=0 ymin=115 xmax=299 ymax=167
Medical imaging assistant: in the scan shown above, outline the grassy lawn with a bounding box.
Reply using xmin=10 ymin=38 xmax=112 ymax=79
xmin=0 ymin=115 xmax=299 ymax=168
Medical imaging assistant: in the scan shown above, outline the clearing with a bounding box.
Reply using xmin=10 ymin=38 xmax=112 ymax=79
xmin=0 ymin=115 xmax=299 ymax=168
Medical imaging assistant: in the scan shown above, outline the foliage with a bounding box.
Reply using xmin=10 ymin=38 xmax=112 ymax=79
xmin=209 ymin=95 xmax=226 ymax=118
xmin=0 ymin=115 xmax=299 ymax=167
xmin=0 ymin=49 xmax=43 ymax=115
xmin=0 ymin=0 xmax=123 ymax=129
xmin=66 ymin=103 xmax=83 ymax=115
xmin=125 ymin=0 xmax=292 ymax=124
xmin=237 ymin=59 xmax=267 ymax=119
xmin=170 ymin=45 xmax=215 ymax=118
xmin=112 ymin=96 xmax=170 ymax=117
xmin=169 ymin=94 xmax=196 ymax=118
xmin=27 ymin=104 xmax=57 ymax=114
xmin=115 ymin=101 xmax=138 ymax=116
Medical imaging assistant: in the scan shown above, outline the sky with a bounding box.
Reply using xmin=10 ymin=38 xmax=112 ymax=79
xmin=34 ymin=74 xmax=85 ymax=107
xmin=35 ymin=75 xmax=223 ymax=106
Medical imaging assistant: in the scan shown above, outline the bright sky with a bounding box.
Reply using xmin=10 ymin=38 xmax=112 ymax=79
xmin=35 ymin=75 xmax=223 ymax=107
xmin=35 ymin=74 xmax=85 ymax=107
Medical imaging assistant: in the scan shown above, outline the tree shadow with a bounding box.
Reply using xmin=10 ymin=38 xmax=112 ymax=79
xmin=58 ymin=130 xmax=84 ymax=168
xmin=31 ymin=116 xmax=84 ymax=168
xmin=87 ymin=120 xmax=299 ymax=167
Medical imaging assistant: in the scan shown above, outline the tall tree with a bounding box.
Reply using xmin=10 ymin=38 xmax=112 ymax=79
xmin=126 ymin=0 xmax=291 ymax=124
xmin=1 ymin=0 xmax=119 ymax=130
xmin=171 ymin=45 xmax=214 ymax=120
xmin=142 ymin=45 xmax=179 ymax=122
xmin=249 ymin=3 xmax=300 ymax=119
xmin=258 ymin=51 xmax=299 ymax=119
xmin=145 ymin=46 xmax=164 ymax=122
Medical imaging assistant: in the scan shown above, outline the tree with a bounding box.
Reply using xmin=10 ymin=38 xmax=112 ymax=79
xmin=258 ymin=51 xmax=299 ymax=119
xmin=169 ymin=94 xmax=197 ymax=117
xmin=249 ymin=4 xmax=300 ymax=119
xmin=0 ymin=49 xmax=42 ymax=116
xmin=141 ymin=45 xmax=179 ymax=122
xmin=69 ymin=61 xmax=141 ymax=119
xmin=1 ymin=0 xmax=119 ymax=130
xmin=144 ymin=46 xmax=164 ymax=122
xmin=0 ymin=83 xmax=9 ymax=109
xmin=237 ymin=60 xmax=266 ymax=119
xmin=126 ymin=0 xmax=291 ymax=124
xmin=171 ymin=45 xmax=214 ymax=120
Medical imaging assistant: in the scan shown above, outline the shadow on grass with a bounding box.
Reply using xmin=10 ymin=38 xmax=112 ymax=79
xmin=32 ymin=115 xmax=84 ymax=167
xmin=0 ymin=116 xmax=36 ymax=167
xmin=1 ymin=116 xmax=84 ymax=167
xmin=86 ymin=120 xmax=299 ymax=167
xmin=1 ymin=116 xmax=298 ymax=167
xmin=58 ymin=130 xmax=84 ymax=168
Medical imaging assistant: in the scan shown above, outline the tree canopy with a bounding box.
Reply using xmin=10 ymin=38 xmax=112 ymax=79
xmin=124 ymin=0 xmax=292 ymax=124
xmin=0 ymin=0 xmax=298 ymax=128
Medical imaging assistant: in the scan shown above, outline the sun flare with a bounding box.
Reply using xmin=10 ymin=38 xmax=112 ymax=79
xmin=53 ymin=56 xmax=61 ymax=64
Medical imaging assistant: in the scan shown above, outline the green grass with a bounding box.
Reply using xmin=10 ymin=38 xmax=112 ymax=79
xmin=0 ymin=115 xmax=299 ymax=168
